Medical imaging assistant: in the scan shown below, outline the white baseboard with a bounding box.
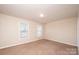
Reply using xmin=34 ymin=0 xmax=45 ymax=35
xmin=0 ymin=39 xmax=40 ymax=49
xmin=46 ymin=39 xmax=77 ymax=46
xmin=0 ymin=39 xmax=77 ymax=49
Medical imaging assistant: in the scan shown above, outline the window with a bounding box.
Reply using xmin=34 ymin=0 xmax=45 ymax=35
xmin=36 ymin=25 xmax=43 ymax=37
xmin=20 ymin=22 xmax=29 ymax=39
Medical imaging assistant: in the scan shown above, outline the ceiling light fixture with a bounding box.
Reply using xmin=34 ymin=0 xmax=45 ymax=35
xmin=40 ymin=13 xmax=44 ymax=18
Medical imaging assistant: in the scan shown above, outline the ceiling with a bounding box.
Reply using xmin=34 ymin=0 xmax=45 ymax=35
xmin=0 ymin=4 xmax=79 ymax=24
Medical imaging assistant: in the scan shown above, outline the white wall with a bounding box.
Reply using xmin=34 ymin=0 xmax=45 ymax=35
xmin=0 ymin=13 xmax=42 ymax=49
xmin=44 ymin=17 xmax=77 ymax=46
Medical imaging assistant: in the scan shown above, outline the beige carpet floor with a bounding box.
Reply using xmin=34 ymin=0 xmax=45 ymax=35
xmin=0 ymin=39 xmax=78 ymax=55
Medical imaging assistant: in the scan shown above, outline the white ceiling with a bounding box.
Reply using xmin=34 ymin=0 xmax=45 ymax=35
xmin=0 ymin=4 xmax=79 ymax=23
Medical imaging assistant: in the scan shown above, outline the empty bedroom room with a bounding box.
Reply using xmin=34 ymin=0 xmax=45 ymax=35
xmin=0 ymin=4 xmax=79 ymax=55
